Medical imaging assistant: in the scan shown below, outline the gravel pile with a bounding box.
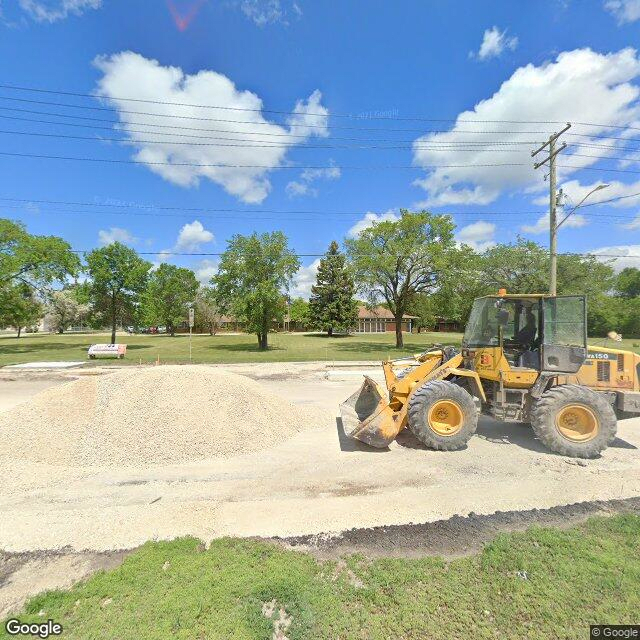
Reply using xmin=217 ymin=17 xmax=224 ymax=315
xmin=0 ymin=365 xmax=327 ymax=468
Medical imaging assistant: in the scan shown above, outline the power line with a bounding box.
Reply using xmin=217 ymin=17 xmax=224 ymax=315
xmin=0 ymin=150 xmax=530 ymax=170
xmin=0 ymin=83 xmax=606 ymax=125
xmin=62 ymin=248 xmax=640 ymax=259
xmin=0 ymin=105 xmax=561 ymax=138
xmin=4 ymin=84 xmax=640 ymax=135
xmin=0 ymin=128 xmax=545 ymax=151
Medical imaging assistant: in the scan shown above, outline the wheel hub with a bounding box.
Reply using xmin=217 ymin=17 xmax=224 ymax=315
xmin=555 ymin=404 xmax=599 ymax=442
xmin=428 ymin=400 xmax=463 ymax=436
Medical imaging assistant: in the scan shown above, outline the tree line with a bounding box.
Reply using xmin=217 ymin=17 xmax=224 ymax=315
xmin=1 ymin=212 xmax=638 ymax=349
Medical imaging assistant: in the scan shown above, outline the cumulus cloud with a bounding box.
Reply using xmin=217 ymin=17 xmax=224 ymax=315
xmin=533 ymin=179 xmax=640 ymax=227
xmin=194 ymin=259 xmax=218 ymax=284
xmin=591 ymin=244 xmax=640 ymax=270
xmin=237 ymin=0 xmax=302 ymax=26
xmin=413 ymin=48 xmax=640 ymax=207
xmin=474 ymin=26 xmax=518 ymax=60
xmin=19 ymin=0 xmax=100 ymax=22
xmin=98 ymin=227 xmax=137 ymax=246
xmin=175 ymin=220 xmax=214 ymax=251
xmin=286 ymin=163 xmax=341 ymax=197
xmin=93 ymin=52 xmax=328 ymax=203
xmin=347 ymin=211 xmax=399 ymax=238
xmin=158 ymin=219 xmax=215 ymax=263
xmin=604 ymin=0 xmax=640 ymax=23
xmin=290 ymin=259 xmax=320 ymax=299
xmin=456 ymin=221 xmax=496 ymax=251
xmin=521 ymin=211 xmax=588 ymax=234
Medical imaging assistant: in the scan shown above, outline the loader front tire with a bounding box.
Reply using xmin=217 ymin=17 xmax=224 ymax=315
xmin=530 ymin=384 xmax=617 ymax=458
xmin=407 ymin=380 xmax=478 ymax=451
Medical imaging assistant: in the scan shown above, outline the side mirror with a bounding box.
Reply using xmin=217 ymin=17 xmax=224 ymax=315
xmin=497 ymin=309 xmax=510 ymax=327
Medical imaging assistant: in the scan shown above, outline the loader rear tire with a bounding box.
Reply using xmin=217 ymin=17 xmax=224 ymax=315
xmin=407 ymin=380 xmax=478 ymax=451
xmin=530 ymin=384 xmax=617 ymax=458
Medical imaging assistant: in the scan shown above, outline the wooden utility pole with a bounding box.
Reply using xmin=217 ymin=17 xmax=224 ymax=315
xmin=532 ymin=123 xmax=571 ymax=296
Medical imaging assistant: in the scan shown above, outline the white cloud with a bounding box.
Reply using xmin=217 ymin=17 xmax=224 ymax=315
xmin=347 ymin=211 xmax=400 ymax=238
xmin=19 ymin=0 xmax=100 ymax=22
xmin=521 ymin=211 xmax=588 ymax=234
xmin=290 ymin=259 xmax=320 ymax=299
xmin=240 ymin=0 xmax=286 ymax=26
xmin=413 ymin=48 xmax=640 ymax=207
xmin=604 ymin=0 xmax=640 ymax=23
xmin=475 ymin=26 xmax=518 ymax=60
xmin=194 ymin=259 xmax=218 ymax=284
xmin=456 ymin=221 xmax=496 ymax=251
xmin=533 ymin=179 xmax=640 ymax=227
xmin=286 ymin=89 xmax=329 ymax=138
xmin=286 ymin=162 xmax=341 ymax=198
xmin=98 ymin=227 xmax=136 ymax=246
xmin=175 ymin=220 xmax=214 ymax=251
xmin=591 ymin=244 xmax=640 ymax=270
xmin=94 ymin=52 xmax=328 ymax=204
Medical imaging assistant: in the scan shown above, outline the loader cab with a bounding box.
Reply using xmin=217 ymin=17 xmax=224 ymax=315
xmin=462 ymin=293 xmax=587 ymax=374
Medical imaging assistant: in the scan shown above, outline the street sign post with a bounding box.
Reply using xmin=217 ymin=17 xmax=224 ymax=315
xmin=188 ymin=307 xmax=194 ymax=362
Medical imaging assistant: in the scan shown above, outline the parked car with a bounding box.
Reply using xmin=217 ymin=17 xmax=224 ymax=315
xmin=157 ymin=325 xmax=167 ymax=334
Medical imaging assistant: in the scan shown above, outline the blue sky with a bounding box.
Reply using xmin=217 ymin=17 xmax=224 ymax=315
xmin=2 ymin=0 xmax=640 ymax=295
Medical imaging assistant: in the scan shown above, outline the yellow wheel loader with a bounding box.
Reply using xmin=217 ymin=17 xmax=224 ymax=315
xmin=340 ymin=292 xmax=640 ymax=458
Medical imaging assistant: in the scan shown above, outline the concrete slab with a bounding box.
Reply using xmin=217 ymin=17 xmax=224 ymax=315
xmin=4 ymin=361 xmax=87 ymax=370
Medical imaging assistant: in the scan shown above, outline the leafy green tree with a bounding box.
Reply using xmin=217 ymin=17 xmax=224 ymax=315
xmin=346 ymin=210 xmax=456 ymax=348
xmin=478 ymin=239 xmax=549 ymax=294
xmin=0 ymin=283 xmax=43 ymax=337
xmin=616 ymin=267 xmax=640 ymax=298
xmin=288 ymin=297 xmax=310 ymax=331
xmin=44 ymin=289 xmax=90 ymax=333
xmin=195 ymin=286 xmax=222 ymax=335
xmin=213 ymin=232 xmax=300 ymax=350
xmin=143 ymin=263 xmax=199 ymax=336
xmin=308 ymin=241 xmax=358 ymax=336
xmin=85 ymin=242 xmax=151 ymax=343
xmin=0 ymin=219 xmax=79 ymax=291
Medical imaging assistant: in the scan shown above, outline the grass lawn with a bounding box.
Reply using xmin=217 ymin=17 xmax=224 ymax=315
xmin=0 ymin=331 xmax=465 ymax=366
xmin=1 ymin=331 xmax=639 ymax=367
xmin=3 ymin=515 xmax=639 ymax=639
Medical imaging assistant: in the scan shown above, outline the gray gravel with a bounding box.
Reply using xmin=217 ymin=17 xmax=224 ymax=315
xmin=0 ymin=365 xmax=329 ymax=468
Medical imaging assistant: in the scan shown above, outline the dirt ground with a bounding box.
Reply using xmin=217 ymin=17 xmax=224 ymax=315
xmin=1 ymin=361 xmax=639 ymax=615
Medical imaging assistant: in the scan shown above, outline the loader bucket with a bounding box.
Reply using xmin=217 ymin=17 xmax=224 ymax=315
xmin=339 ymin=376 xmax=402 ymax=448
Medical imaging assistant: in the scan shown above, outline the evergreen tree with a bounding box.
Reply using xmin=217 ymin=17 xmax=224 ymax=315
xmin=309 ymin=241 xmax=358 ymax=336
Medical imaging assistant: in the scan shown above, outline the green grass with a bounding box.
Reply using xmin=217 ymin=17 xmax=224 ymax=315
xmin=2 ymin=331 xmax=639 ymax=367
xmin=0 ymin=331 xmax=465 ymax=366
xmin=3 ymin=515 xmax=639 ymax=639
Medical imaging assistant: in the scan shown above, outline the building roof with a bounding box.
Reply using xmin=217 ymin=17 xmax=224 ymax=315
xmin=357 ymin=305 xmax=418 ymax=320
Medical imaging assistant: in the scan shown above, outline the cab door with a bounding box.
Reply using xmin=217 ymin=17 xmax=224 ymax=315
xmin=541 ymin=296 xmax=587 ymax=373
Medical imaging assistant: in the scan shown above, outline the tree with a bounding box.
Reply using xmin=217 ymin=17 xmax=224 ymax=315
xmin=213 ymin=232 xmax=300 ymax=350
xmin=288 ymin=297 xmax=310 ymax=331
xmin=0 ymin=219 xmax=79 ymax=291
xmin=44 ymin=289 xmax=90 ymax=334
xmin=195 ymin=286 xmax=222 ymax=335
xmin=345 ymin=210 xmax=456 ymax=348
xmin=616 ymin=267 xmax=640 ymax=298
xmin=0 ymin=283 xmax=43 ymax=337
xmin=143 ymin=263 xmax=199 ymax=336
xmin=85 ymin=242 xmax=151 ymax=343
xmin=308 ymin=241 xmax=358 ymax=336
xmin=479 ymin=239 xmax=549 ymax=294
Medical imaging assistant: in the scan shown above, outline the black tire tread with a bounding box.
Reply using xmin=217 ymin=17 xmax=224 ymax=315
xmin=530 ymin=384 xmax=617 ymax=458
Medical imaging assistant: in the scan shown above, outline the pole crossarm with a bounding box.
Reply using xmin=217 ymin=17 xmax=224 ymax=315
xmin=531 ymin=122 xmax=572 ymax=157
xmin=533 ymin=142 xmax=567 ymax=169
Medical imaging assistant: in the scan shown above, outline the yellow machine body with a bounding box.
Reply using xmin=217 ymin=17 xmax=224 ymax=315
xmin=340 ymin=292 xmax=640 ymax=448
